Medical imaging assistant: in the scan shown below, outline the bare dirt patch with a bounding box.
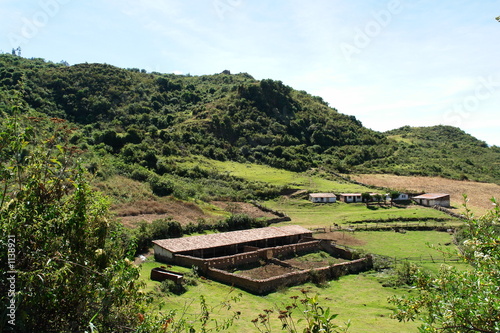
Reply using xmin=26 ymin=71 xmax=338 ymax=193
xmin=316 ymin=232 xmax=367 ymax=247
xmin=115 ymin=199 xmax=277 ymax=228
xmin=235 ymin=263 xmax=299 ymax=279
xmin=351 ymin=174 xmax=500 ymax=215
xmin=211 ymin=201 xmax=277 ymax=219
xmin=283 ymin=257 xmax=346 ymax=270
xmin=115 ymin=198 xmax=218 ymax=228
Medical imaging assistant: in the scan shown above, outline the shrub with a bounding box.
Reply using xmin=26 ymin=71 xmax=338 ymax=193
xmin=148 ymin=175 xmax=174 ymax=196
xmin=160 ymin=280 xmax=186 ymax=295
xmin=150 ymin=219 xmax=183 ymax=239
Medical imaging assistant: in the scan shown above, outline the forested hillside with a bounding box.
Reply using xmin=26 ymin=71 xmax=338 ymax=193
xmin=1 ymin=53 xmax=499 ymax=184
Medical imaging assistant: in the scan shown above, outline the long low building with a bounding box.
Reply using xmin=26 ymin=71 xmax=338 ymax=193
xmin=153 ymin=225 xmax=313 ymax=262
xmin=413 ymin=193 xmax=450 ymax=207
xmin=309 ymin=193 xmax=337 ymax=203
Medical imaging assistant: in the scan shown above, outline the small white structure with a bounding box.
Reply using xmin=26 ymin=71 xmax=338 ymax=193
xmin=413 ymin=193 xmax=450 ymax=207
xmin=387 ymin=193 xmax=409 ymax=201
xmin=339 ymin=193 xmax=363 ymax=203
xmin=339 ymin=193 xmax=382 ymax=203
xmin=309 ymin=193 xmax=337 ymax=203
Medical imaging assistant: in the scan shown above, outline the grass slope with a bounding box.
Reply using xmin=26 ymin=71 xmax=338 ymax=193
xmin=264 ymin=198 xmax=459 ymax=228
xmin=138 ymin=260 xmax=420 ymax=332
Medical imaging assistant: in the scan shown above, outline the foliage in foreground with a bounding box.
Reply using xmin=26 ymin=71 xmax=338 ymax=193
xmin=0 ymin=90 xmax=143 ymax=332
xmin=251 ymin=289 xmax=350 ymax=333
xmin=389 ymin=196 xmax=500 ymax=332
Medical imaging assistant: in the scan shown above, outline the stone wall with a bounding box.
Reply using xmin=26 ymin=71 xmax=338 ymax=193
xmin=319 ymin=240 xmax=359 ymax=260
xmin=207 ymin=256 xmax=372 ymax=295
xmin=156 ymin=239 xmax=373 ymax=294
xmin=173 ymin=240 xmax=321 ymax=272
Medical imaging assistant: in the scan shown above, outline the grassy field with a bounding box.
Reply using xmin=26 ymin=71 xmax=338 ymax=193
xmin=133 ymin=159 xmax=475 ymax=332
xmin=201 ymin=158 xmax=373 ymax=193
xmin=138 ymin=260 xmax=421 ymax=332
xmin=137 ymin=216 xmax=464 ymax=332
xmin=264 ymin=197 xmax=460 ymax=229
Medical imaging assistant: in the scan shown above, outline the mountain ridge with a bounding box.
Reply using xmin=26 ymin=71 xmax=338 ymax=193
xmin=1 ymin=53 xmax=499 ymax=185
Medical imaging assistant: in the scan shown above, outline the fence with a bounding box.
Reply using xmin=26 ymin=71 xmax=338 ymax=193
xmin=317 ymin=222 xmax=457 ymax=233
xmin=390 ymin=255 xmax=462 ymax=264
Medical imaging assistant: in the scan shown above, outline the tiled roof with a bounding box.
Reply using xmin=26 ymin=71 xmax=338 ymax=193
xmin=153 ymin=225 xmax=312 ymax=254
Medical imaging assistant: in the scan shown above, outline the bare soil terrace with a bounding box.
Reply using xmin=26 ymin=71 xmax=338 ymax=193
xmin=115 ymin=199 xmax=277 ymax=228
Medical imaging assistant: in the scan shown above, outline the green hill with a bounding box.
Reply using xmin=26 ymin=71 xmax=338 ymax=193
xmin=1 ymin=53 xmax=499 ymax=187
xmin=378 ymin=125 xmax=500 ymax=182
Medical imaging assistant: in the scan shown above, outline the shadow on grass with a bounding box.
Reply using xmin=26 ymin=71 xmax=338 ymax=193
xmin=366 ymin=204 xmax=392 ymax=210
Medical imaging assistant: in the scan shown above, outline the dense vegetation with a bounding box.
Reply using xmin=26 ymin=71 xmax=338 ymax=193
xmin=1 ymin=53 xmax=499 ymax=189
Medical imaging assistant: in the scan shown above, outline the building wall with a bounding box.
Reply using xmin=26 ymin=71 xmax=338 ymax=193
xmin=416 ymin=196 xmax=450 ymax=207
xmin=394 ymin=193 xmax=409 ymax=201
xmin=153 ymin=244 xmax=174 ymax=263
xmin=311 ymin=197 xmax=336 ymax=203
xmin=435 ymin=197 xmax=450 ymax=207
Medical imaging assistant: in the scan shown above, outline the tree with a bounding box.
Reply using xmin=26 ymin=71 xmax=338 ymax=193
xmin=0 ymin=88 xmax=142 ymax=332
xmin=361 ymin=192 xmax=372 ymax=206
xmin=389 ymin=195 xmax=500 ymax=332
xmin=389 ymin=191 xmax=400 ymax=206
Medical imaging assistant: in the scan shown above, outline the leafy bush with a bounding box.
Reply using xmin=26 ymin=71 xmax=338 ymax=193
xmin=159 ymin=280 xmax=187 ymax=295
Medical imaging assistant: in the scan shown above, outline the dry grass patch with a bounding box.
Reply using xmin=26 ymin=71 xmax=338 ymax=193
xmin=115 ymin=198 xmax=277 ymax=228
xmin=115 ymin=197 xmax=216 ymax=228
xmin=211 ymin=201 xmax=277 ymax=219
xmin=351 ymin=174 xmax=500 ymax=215
xmin=317 ymin=231 xmax=367 ymax=247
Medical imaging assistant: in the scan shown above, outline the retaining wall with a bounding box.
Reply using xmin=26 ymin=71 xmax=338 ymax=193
xmin=172 ymin=240 xmax=321 ymax=272
xmin=207 ymin=256 xmax=372 ymax=295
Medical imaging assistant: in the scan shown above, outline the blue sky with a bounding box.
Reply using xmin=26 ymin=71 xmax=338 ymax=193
xmin=2 ymin=0 xmax=499 ymax=146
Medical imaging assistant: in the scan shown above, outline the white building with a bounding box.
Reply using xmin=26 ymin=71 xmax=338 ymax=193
xmin=309 ymin=193 xmax=337 ymax=203
xmin=386 ymin=193 xmax=409 ymax=201
xmin=413 ymin=193 xmax=450 ymax=207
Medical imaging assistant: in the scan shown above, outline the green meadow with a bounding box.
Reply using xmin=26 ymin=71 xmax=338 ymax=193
xmin=187 ymin=157 xmax=372 ymax=193
xmin=137 ymin=158 xmax=465 ymax=332
xmin=265 ymin=197 xmax=459 ymax=228
xmin=138 ymin=260 xmax=421 ymax=332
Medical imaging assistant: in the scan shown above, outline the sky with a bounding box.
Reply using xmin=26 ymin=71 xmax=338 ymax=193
xmin=1 ymin=0 xmax=499 ymax=146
